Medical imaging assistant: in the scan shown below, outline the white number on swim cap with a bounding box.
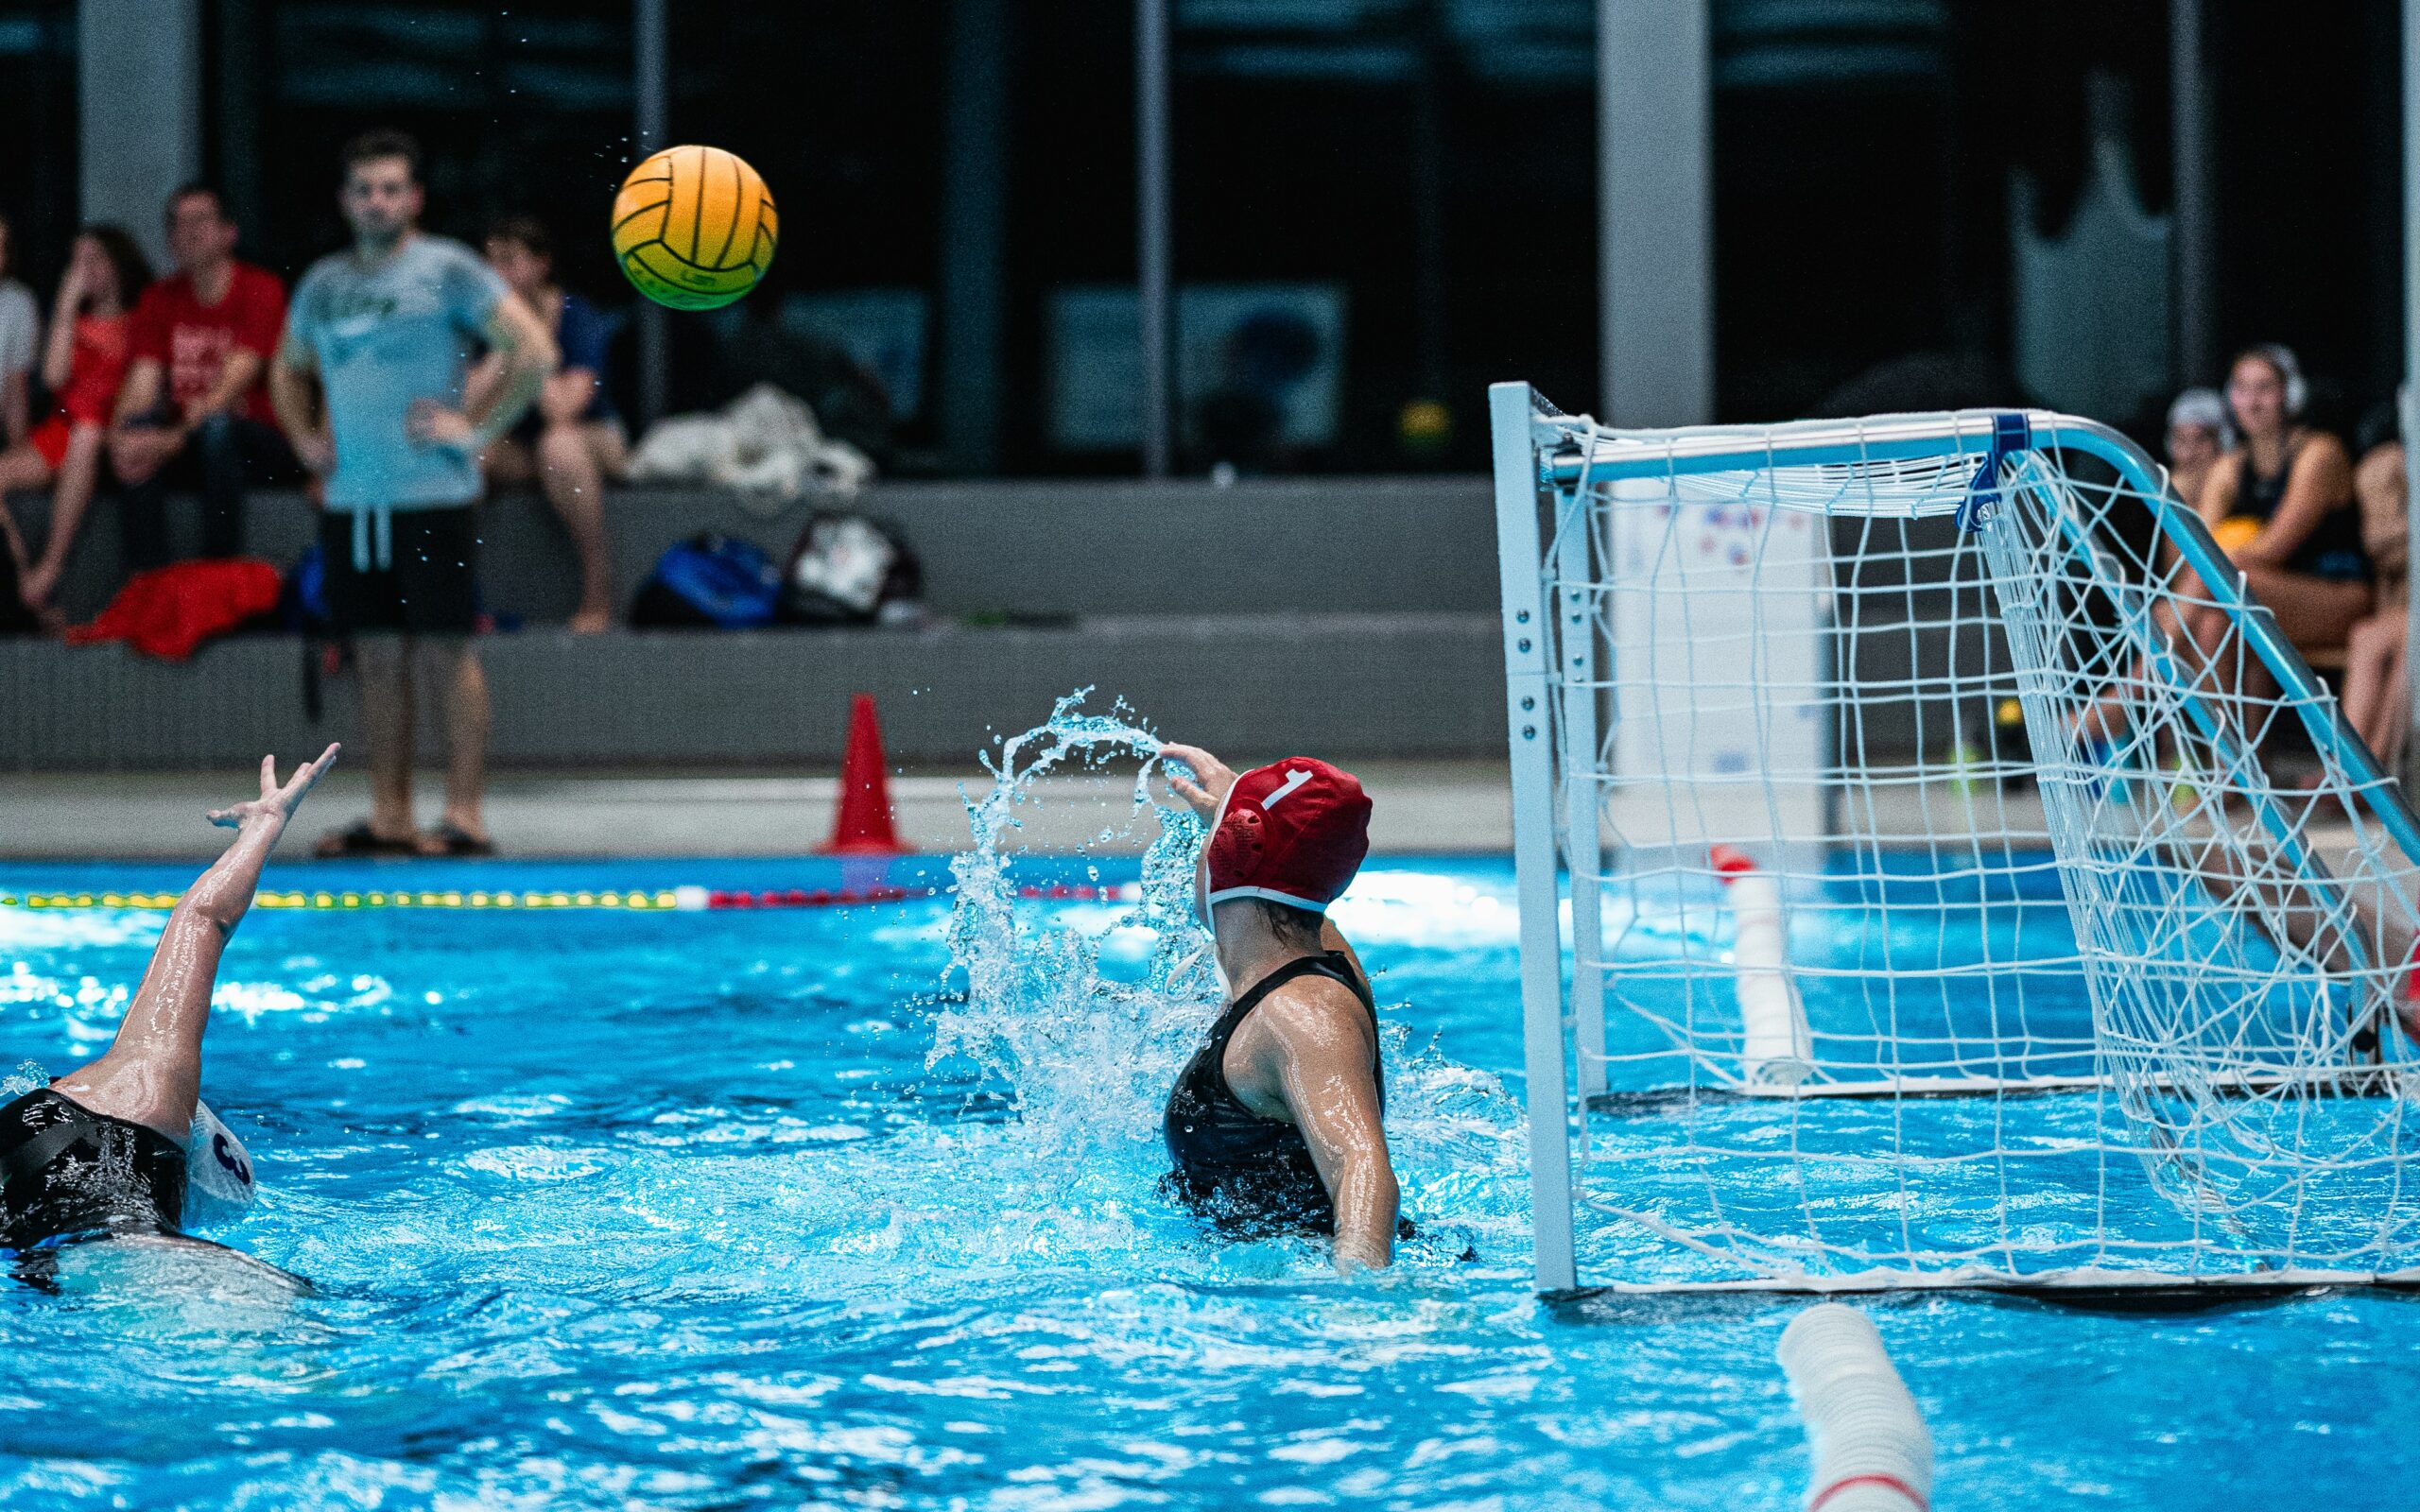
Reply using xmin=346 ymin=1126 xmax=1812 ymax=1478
xmin=1261 ymin=769 xmax=1313 ymax=810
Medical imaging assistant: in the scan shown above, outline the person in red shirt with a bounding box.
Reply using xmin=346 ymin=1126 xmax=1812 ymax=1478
xmin=4 ymin=225 xmax=149 ymax=616
xmin=107 ymin=184 xmax=299 ymax=578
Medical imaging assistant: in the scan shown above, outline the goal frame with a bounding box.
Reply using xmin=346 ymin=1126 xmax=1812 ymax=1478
xmin=1489 ymin=381 xmax=2420 ymax=1295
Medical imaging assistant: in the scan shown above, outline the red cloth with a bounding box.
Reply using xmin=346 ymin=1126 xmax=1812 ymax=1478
xmin=49 ymin=313 xmax=131 ymax=427
xmin=26 ymin=415 xmax=76 ymax=470
xmin=126 ymin=264 xmax=285 ymax=422
xmin=66 ymin=558 xmax=281 ymax=662
xmin=1204 ymin=758 xmax=1374 ymax=914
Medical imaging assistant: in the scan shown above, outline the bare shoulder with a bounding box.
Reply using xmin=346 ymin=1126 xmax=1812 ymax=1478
xmin=2356 ymin=440 xmax=2404 ymax=490
xmin=2296 ymin=429 xmax=2353 ymax=479
xmin=1223 ymin=969 xmax=1379 ymax=1118
xmin=2356 ymin=441 xmax=2406 ymax=513
xmin=1241 ymin=973 xmax=1376 ymax=1063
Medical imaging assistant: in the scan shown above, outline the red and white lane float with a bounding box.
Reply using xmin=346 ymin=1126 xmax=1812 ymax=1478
xmin=1710 ymin=844 xmax=1813 ymax=1089
xmin=1778 ymin=1303 xmax=1934 ymax=1512
xmin=0 ymin=883 xmax=1138 ymax=914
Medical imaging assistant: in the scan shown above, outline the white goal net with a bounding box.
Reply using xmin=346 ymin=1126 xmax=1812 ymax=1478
xmin=1489 ymin=382 xmax=2420 ymax=1295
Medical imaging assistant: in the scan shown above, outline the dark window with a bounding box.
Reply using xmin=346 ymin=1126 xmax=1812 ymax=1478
xmin=0 ymin=3 xmax=79 ymax=296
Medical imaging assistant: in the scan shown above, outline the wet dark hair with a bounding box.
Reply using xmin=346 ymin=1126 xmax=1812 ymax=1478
xmin=2226 ymin=343 xmax=2308 ymax=422
xmin=2229 ymin=346 xmax=2290 ymax=387
xmin=79 ymin=224 xmax=153 ymax=308
xmin=484 ymin=215 xmax=554 ymax=265
xmin=2355 ymin=398 xmax=2401 ymax=459
xmin=166 ymin=182 xmax=226 ymax=223
xmin=1253 ymin=899 xmax=1325 ymax=950
xmin=342 ymin=129 xmax=423 ymax=183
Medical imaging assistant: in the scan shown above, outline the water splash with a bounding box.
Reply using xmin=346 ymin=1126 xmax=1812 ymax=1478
xmin=919 ymin=694 xmax=1531 ymax=1273
xmin=932 ymin=691 xmax=1220 ymax=1178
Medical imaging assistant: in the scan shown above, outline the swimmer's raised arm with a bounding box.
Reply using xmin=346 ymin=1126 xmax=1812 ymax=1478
xmin=53 ymin=746 xmax=338 ymax=1140
xmin=190 ymin=745 xmax=342 ymax=924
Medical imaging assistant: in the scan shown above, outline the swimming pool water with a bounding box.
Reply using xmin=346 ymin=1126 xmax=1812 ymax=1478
xmin=1 ymin=852 xmax=2414 ymax=1509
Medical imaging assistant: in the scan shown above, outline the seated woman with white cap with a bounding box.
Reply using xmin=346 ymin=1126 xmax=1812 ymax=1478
xmin=0 ymin=745 xmax=337 ymax=1262
xmin=2163 ymin=385 xmax=2232 ymax=510
xmin=1157 ymin=743 xmax=1403 ymax=1272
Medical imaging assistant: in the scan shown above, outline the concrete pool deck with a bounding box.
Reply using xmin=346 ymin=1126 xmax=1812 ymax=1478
xmin=0 ymin=764 xmax=2382 ymax=865
xmin=0 ymin=762 xmax=1518 ymax=859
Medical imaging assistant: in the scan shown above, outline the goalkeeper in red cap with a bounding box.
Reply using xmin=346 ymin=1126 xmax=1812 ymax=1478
xmin=1157 ymin=742 xmax=1404 ymax=1272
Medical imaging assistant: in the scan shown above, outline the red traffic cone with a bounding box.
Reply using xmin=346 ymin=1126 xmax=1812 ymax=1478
xmin=821 ymin=693 xmax=906 ymax=855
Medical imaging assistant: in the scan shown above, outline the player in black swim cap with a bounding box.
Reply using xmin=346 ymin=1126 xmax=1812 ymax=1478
xmin=0 ymin=745 xmax=337 ymax=1258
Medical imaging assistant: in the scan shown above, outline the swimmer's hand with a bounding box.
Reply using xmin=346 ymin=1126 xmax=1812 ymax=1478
xmin=1159 ymin=742 xmax=1237 ymax=817
xmin=209 ymin=744 xmax=340 ymax=833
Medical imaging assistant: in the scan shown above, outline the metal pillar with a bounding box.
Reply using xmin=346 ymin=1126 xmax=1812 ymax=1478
xmin=1599 ymin=0 xmax=1711 ymax=427
xmin=634 ymin=0 xmax=671 ymax=426
xmin=2171 ymin=0 xmax=2217 ymax=386
xmin=216 ymin=0 xmax=264 ymax=245
xmin=1410 ymin=0 xmax=1450 ymax=404
xmin=79 ymin=0 xmax=201 ymax=269
xmin=939 ymin=0 xmax=1011 ymax=475
xmin=1136 ymin=0 xmax=1175 ymax=477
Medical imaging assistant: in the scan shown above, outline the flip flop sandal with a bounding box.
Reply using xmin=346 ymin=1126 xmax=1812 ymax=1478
xmin=427 ymin=822 xmax=495 ymax=857
xmin=316 ymin=821 xmax=422 ymax=858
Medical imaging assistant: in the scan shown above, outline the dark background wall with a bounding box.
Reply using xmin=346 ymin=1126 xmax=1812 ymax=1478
xmin=0 ymin=0 xmax=2409 ymax=471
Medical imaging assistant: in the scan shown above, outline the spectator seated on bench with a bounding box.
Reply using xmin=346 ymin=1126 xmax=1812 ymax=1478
xmin=4 ymin=226 xmax=150 ymax=618
xmin=2332 ymin=434 xmax=2411 ymax=767
xmin=475 ymin=216 xmax=624 ymax=634
xmin=2164 ymin=348 xmax=2372 ymax=741
xmin=106 ymin=184 xmax=302 ymax=587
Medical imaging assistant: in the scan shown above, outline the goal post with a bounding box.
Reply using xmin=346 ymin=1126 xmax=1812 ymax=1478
xmin=1491 ymin=381 xmax=2420 ymax=1296
xmin=1490 ymin=381 xmax=1580 ymax=1291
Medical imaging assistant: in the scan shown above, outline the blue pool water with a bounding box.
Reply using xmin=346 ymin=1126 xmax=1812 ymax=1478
xmin=1581 ymin=850 xmax=2419 ymax=1285
xmin=2 ymin=850 xmax=2415 ymax=1508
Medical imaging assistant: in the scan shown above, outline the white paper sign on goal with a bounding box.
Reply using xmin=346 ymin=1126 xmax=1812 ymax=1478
xmin=1604 ymin=476 xmax=1829 ymax=853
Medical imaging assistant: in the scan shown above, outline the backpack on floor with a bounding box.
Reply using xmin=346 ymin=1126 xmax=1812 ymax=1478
xmin=278 ymin=545 xmax=333 ymax=637
xmin=779 ymin=511 xmax=923 ymax=626
xmin=630 ymin=533 xmax=783 ymax=629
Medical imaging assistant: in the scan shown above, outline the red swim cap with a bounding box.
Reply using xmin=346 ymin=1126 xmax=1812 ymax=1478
xmin=1204 ymin=758 xmax=1373 ymax=914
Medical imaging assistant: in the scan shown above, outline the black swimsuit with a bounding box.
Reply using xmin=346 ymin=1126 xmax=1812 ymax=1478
xmin=1163 ymin=953 xmax=1389 ymax=1236
xmin=2237 ymin=439 xmax=2369 ymax=581
xmin=0 ymin=1088 xmax=186 ymax=1249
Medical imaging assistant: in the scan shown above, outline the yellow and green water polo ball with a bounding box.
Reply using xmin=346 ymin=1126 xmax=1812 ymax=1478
xmin=612 ymin=145 xmax=777 ymax=311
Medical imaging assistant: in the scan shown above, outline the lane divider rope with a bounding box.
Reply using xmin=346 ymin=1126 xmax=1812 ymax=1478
xmin=0 ymin=883 xmax=1137 ymax=914
xmin=1777 ymin=1304 xmax=1933 ymax=1512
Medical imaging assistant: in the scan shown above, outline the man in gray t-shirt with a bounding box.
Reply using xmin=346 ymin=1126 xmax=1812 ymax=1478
xmin=286 ymin=236 xmax=501 ymax=517
xmin=270 ymin=130 xmax=555 ymax=857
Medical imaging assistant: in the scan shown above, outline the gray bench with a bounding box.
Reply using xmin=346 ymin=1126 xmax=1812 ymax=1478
xmin=0 ymin=613 xmax=1504 ymax=770
xmin=0 ymin=477 xmax=1509 ymax=770
xmin=5 ymin=475 xmax=1498 ymax=626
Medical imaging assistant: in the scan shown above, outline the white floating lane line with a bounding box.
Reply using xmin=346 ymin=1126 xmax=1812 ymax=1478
xmin=1777 ymin=1303 xmax=1933 ymax=1512
xmin=0 ymin=883 xmax=1141 ymax=914
xmin=1712 ymin=845 xmax=1813 ymax=1089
